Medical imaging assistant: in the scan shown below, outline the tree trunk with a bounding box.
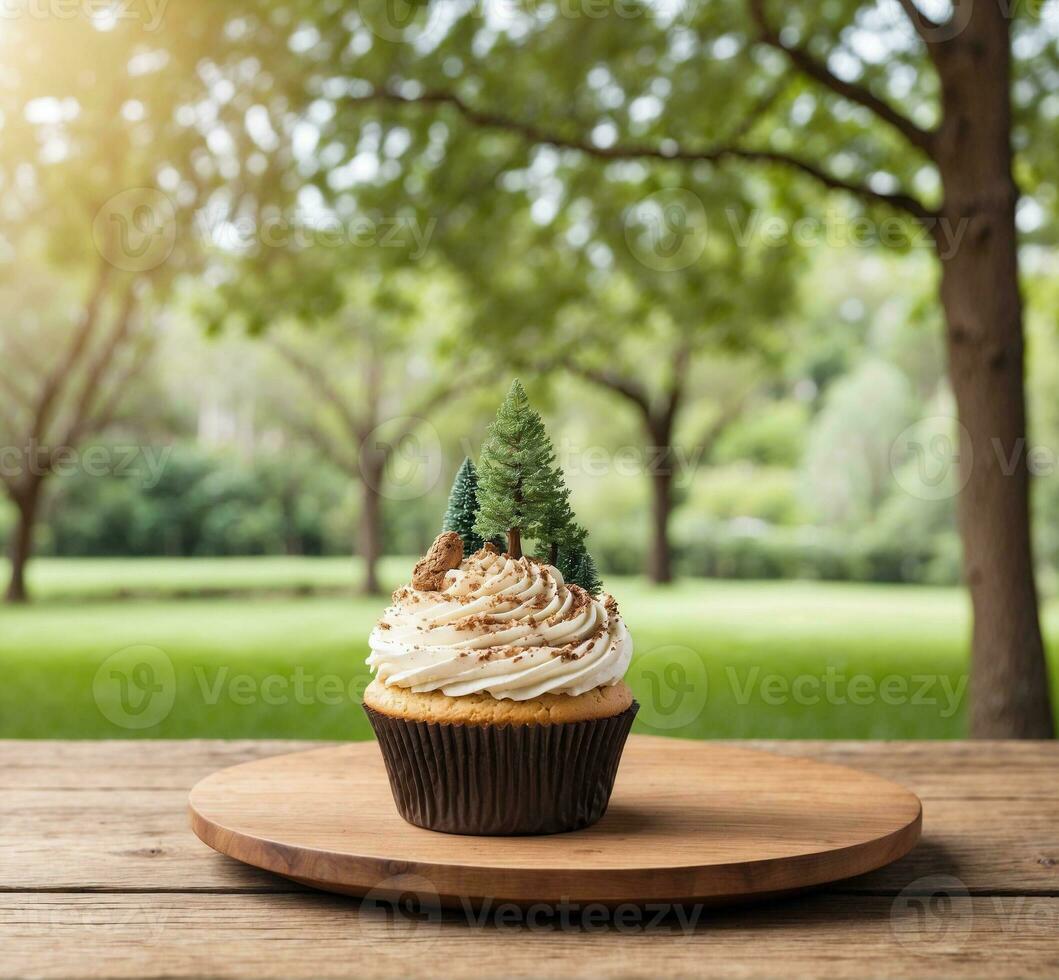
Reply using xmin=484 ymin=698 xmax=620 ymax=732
xmin=646 ymin=419 xmax=675 ymax=585
xmin=934 ymin=10 xmax=1054 ymax=736
xmin=5 ymin=486 xmax=40 ymax=604
xmin=359 ymin=476 xmax=384 ymax=596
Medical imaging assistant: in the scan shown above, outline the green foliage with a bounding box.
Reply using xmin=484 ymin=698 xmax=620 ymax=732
xmin=801 ymin=360 xmax=915 ymax=527
xmin=474 ymin=380 xmax=565 ymax=552
xmin=672 ymin=519 xmax=958 ymax=586
xmin=35 ymin=444 xmax=351 ymax=559
xmin=442 ymin=458 xmax=488 ymax=553
xmin=712 ymin=404 xmax=811 ymax=468
xmin=554 ymin=523 xmax=602 ymax=594
xmin=689 ymin=465 xmax=805 ymax=526
xmin=534 ymin=468 xmax=577 ymax=560
xmin=0 ymin=578 xmax=1001 ymax=739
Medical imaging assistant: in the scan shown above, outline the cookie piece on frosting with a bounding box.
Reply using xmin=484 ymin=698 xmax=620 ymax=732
xmin=411 ymin=531 xmax=464 ymax=591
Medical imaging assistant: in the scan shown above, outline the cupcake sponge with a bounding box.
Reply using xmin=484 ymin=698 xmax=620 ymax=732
xmin=363 ymin=677 xmax=633 ymax=726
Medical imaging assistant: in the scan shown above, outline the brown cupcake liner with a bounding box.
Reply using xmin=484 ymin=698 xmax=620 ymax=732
xmin=363 ymin=701 xmax=638 ymax=836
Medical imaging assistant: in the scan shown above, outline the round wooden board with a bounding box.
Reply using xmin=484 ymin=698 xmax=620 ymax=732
xmin=189 ymin=735 xmax=921 ymax=906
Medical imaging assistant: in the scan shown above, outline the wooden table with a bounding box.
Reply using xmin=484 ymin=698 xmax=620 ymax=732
xmin=2 ymin=740 xmax=1056 ymax=978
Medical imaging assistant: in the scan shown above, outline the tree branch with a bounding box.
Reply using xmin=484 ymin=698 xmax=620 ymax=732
xmin=281 ymin=411 xmax=357 ymax=475
xmin=655 ymin=341 xmax=692 ymax=439
xmin=747 ymin=0 xmax=935 ymax=155
xmin=691 ymin=380 xmax=760 ymax=463
xmin=564 ymin=363 xmax=653 ymax=418
xmin=272 ymin=338 xmax=365 ymax=439
xmin=0 ymin=397 xmax=21 ymax=494
xmin=893 ymin=0 xmax=943 ymax=46
xmin=0 ymin=369 xmax=35 ymax=411
xmin=2 ymin=325 xmax=49 ymax=377
xmin=389 ymin=380 xmax=465 ymax=452
xmin=348 ymin=89 xmax=935 ymax=222
xmin=79 ymin=330 xmax=155 ymax=438
xmin=61 ymin=285 xmax=139 ymax=448
xmin=32 ymin=257 xmax=113 ymax=444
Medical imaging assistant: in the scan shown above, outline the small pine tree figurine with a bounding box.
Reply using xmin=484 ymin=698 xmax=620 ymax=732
xmin=557 ymin=526 xmax=603 ymax=595
xmin=475 ymin=379 xmax=562 ymax=559
xmin=537 ymin=466 xmax=577 ymax=566
xmin=441 ymin=457 xmax=489 ymax=553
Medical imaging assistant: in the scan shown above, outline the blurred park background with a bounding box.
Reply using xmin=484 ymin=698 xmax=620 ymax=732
xmin=1 ymin=0 xmax=1057 ymax=740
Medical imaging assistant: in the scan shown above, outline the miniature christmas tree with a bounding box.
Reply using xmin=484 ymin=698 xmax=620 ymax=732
xmin=537 ymin=469 xmax=576 ymax=566
xmin=475 ymin=380 xmax=563 ymax=559
xmin=441 ymin=458 xmax=489 ymax=553
xmin=556 ymin=525 xmax=603 ymax=595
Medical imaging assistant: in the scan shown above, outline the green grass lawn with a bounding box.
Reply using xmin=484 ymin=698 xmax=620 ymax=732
xmin=2 ymin=558 xmax=1057 ymax=740
xmin=17 ymin=555 xmax=398 ymax=599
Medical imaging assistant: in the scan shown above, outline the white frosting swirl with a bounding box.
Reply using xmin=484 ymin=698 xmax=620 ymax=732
xmin=367 ymin=549 xmax=632 ymax=701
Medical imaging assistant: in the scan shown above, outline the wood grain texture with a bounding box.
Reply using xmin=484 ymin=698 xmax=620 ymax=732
xmin=2 ymin=739 xmax=1057 ymax=980
xmin=2 ymin=893 xmax=1057 ymax=980
xmin=188 ymin=736 xmax=922 ymax=904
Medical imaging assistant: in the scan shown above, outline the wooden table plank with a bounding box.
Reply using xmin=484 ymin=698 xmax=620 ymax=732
xmin=2 ymin=894 xmax=1057 ymax=980
xmin=3 ymin=741 xmax=1056 ymax=896
xmin=5 ymin=739 xmax=1057 ymax=796
xmin=1 ymin=740 xmax=1057 ymax=979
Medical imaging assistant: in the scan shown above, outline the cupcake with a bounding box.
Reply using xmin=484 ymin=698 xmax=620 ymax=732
xmin=362 ymin=381 xmax=637 ymax=835
xmin=364 ymin=535 xmax=636 ymax=835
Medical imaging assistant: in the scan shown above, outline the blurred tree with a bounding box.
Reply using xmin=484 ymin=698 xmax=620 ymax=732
xmin=3 ymin=1 xmax=1054 ymax=731
xmin=248 ymin=269 xmax=478 ymax=594
xmin=0 ymin=5 xmax=298 ymax=600
xmin=0 ymin=263 xmax=152 ymax=601
xmin=303 ymin=0 xmax=1055 ymax=734
xmin=802 ymin=359 xmax=915 ymax=527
